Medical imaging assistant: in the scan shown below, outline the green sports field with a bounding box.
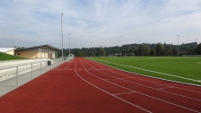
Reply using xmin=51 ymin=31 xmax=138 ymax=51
xmin=90 ymin=57 xmax=201 ymax=85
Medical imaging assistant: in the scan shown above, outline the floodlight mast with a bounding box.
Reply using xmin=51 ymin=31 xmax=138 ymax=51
xmin=61 ymin=13 xmax=64 ymax=60
xmin=177 ymin=35 xmax=179 ymax=56
xmin=68 ymin=33 xmax=70 ymax=55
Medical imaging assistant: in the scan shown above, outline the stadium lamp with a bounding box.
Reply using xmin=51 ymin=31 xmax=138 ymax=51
xmin=61 ymin=13 xmax=64 ymax=60
xmin=177 ymin=35 xmax=179 ymax=56
xmin=68 ymin=33 xmax=70 ymax=55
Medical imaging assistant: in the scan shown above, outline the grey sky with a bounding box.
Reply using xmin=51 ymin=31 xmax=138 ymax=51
xmin=0 ymin=0 xmax=201 ymax=48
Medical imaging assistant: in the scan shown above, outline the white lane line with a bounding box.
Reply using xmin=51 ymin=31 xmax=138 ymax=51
xmin=104 ymin=76 xmax=134 ymax=81
xmin=54 ymin=62 xmax=73 ymax=70
xmin=83 ymin=59 xmax=201 ymax=113
xmin=115 ymin=69 xmax=201 ymax=94
xmin=53 ymin=63 xmax=66 ymax=70
xmin=74 ymin=60 xmax=152 ymax=113
xmin=157 ymin=86 xmax=175 ymax=90
xmin=64 ymin=62 xmax=72 ymax=70
xmin=114 ymin=91 xmax=137 ymax=96
xmin=120 ymin=77 xmax=201 ymax=102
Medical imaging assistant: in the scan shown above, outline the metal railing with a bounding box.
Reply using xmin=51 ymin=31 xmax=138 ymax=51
xmin=1 ymin=61 xmax=44 ymax=83
xmin=0 ymin=58 xmax=72 ymax=97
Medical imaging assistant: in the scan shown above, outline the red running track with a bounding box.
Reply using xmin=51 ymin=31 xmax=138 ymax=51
xmin=0 ymin=58 xmax=201 ymax=113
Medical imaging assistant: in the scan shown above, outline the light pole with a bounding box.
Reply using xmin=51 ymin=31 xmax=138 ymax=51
xmin=68 ymin=33 xmax=70 ymax=55
xmin=177 ymin=35 xmax=179 ymax=56
xmin=196 ymin=38 xmax=198 ymax=44
xmin=61 ymin=13 xmax=64 ymax=60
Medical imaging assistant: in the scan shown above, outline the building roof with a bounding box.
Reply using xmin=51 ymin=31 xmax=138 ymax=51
xmin=0 ymin=48 xmax=15 ymax=53
xmin=15 ymin=45 xmax=60 ymax=52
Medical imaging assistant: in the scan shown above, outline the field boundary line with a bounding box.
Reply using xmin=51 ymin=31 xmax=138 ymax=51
xmin=90 ymin=58 xmax=201 ymax=86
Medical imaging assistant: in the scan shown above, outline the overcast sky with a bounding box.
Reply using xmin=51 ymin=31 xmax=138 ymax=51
xmin=0 ymin=0 xmax=201 ymax=48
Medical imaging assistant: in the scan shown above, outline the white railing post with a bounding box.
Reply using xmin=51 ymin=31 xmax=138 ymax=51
xmin=16 ymin=66 xmax=19 ymax=87
xmin=31 ymin=64 xmax=33 ymax=79
xmin=46 ymin=61 xmax=47 ymax=71
xmin=40 ymin=62 xmax=42 ymax=74
xmin=50 ymin=61 xmax=52 ymax=69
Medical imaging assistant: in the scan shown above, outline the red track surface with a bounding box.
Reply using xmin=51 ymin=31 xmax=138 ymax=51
xmin=0 ymin=58 xmax=201 ymax=113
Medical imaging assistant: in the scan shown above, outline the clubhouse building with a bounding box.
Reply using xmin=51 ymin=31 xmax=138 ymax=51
xmin=14 ymin=45 xmax=60 ymax=59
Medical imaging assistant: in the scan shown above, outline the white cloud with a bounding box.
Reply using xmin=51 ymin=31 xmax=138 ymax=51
xmin=0 ymin=0 xmax=201 ymax=48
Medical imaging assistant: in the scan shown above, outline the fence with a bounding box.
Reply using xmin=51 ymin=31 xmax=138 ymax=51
xmin=0 ymin=58 xmax=63 ymax=96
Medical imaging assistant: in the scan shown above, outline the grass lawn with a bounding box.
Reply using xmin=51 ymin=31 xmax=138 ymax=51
xmin=0 ymin=52 xmax=25 ymax=61
xmin=90 ymin=57 xmax=201 ymax=85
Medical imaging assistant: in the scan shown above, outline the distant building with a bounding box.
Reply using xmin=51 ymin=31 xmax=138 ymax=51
xmin=0 ymin=48 xmax=15 ymax=55
xmin=14 ymin=45 xmax=60 ymax=59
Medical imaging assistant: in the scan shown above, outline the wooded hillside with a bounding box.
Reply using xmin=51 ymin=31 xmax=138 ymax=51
xmin=63 ymin=42 xmax=201 ymax=57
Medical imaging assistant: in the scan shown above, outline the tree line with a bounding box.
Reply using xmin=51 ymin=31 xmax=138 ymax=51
xmin=62 ymin=42 xmax=201 ymax=57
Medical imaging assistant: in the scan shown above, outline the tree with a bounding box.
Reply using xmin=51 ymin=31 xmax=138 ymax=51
xmin=70 ymin=42 xmax=198 ymax=57
xmin=172 ymin=49 xmax=177 ymax=56
xmin=128 ymin=46 xmax=134 ymax=53
xmin=137 ymin=44 xmax=150 ymax=56
xmin=98 ymin=46 xmax=105 ymax=56
xmin=165 ymin=48 xmax=172 ymax=56
xmin=150 ymin=49 xmax=156 ymax=56
xmin=196 ymin=43 xmax=201 ymax=54
xmin=155 ymin=43 xmax=165 ymax=56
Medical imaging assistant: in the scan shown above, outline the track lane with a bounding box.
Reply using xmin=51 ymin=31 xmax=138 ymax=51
xmin=80 ymin=58 xmax=201 ymax=112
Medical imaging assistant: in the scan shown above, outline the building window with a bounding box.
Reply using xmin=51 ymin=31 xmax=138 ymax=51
xmin=18 ymin=53 xmax=20 ymax=55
